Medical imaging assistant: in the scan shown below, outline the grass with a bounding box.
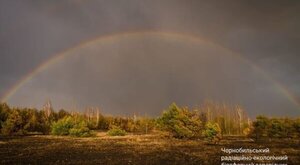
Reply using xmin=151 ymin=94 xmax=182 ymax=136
xmin=0 ymin=132 xmax=299 ymax=165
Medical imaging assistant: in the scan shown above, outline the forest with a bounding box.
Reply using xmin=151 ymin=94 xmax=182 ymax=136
xmin=1 ymin=101 xmax=300 ymax=164
xmin=1 ymin=101 xmax=299 ymax=141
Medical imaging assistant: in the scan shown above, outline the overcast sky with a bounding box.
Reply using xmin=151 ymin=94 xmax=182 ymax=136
xmin=0 ymin=0 xmax=299 ymax=117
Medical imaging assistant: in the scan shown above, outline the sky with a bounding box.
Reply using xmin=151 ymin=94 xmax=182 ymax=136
xmin=0 ymin=0 xmax=299 ymax=117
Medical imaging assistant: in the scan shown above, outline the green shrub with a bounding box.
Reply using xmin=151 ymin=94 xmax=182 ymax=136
xmin=268 ymin=119 xmax=285 ymax=138
xmin=157 ymin=103 xmax=202 ymax=138
xmin=251 ymin=116 xmax=269 ymax=139
xmin=1 ymin=109 xmax=26 ymax=135
xmin=293 ymin=119 xmax=300 ymax=137
xmin=134 ymin=118 xmax=155 ymax=134
xmin=69 ymin=121 xmax=94 ymax=137
xmin=51 ymin=116 xmax=74 ymax=135
xmin=249 ymin=116 xmax=300 ymax=140
xmin=51 ymin=116 xmax=93 ymax=137
xmin=202 ymin=122 xmax=222 ymax=144
xmin=282 ymin=118 xmax=296 ymax=138
xmin=107 ymin=127 xmax=126 ymax=136
xmin=57 ymin=109 xmax=70 ymax=120
xmin=0 ymin=103 xmax=10 ymax=130
xmin=97 ymin=115 xmax=110 ymax=130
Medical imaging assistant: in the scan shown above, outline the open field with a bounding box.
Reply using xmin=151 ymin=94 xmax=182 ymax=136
xmin=0 ymin=132 xmax=299 ymax=165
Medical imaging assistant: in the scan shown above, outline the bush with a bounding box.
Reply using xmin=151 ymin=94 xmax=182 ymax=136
xmin=134 ymin=118 xmax=155 ymax=134
xmin=69 ymin=120 xmax=94 ymax=137
xmin=97 ymin=115 xmax=111 ymax=130
xmin=51 ymin=116 xmax=74 ymax=135
xmin=23 ymin=109 xmax=51 ymax=134
xmin=293 ymin=119 xmax=300 ymax=137
xmin=268 ymin=119 xmax=285 ymax=138
xmin=51 ymin=116 xmax=93 ymax=137
xmin=1 ymin=109 xmax=26 ymax=135
xmin=251 ymin=116 xmax=269 ymax=139
xmin=157 ymin=103 xmax=202 ymax=138
xmin=57 ymin=109 xmax=70 ymax=120
xmin=0 ymin=103 xmax=10 ymax=130
xmin=202 ymin=122 xmax=222 ymax=144
xmin=107 ymin=126 xmax=126 ymax=136
xmin=249 ymin=116 xmax=300 ymax=140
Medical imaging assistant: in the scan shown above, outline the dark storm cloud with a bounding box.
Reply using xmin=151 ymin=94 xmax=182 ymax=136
xmin=1 ymin=0 xmax=300 ymax=116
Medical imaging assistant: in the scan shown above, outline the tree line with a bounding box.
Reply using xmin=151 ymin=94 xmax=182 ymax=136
xmin=250 ymin=115 xmax=300 ymax=140
xmin=0 ymin=101 xmax=299 ymax=142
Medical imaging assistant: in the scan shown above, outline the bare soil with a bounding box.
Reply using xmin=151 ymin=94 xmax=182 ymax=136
xmin=0 ymin=132 xmax=299 ymax=165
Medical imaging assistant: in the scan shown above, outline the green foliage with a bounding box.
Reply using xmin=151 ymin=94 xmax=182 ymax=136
xmin=250 ymin=116 xmax=300 ymax=140
xmin=268 ymin=119 xmax=284 ymax=138
xmin=51 ymin=116 xmax=93 ymax=137
xmin=1 ymin=108 xmax=29 ymax=135
xmin=133 ymin=118 xmax=155 ymax=134
xmin=107 ymin=126 xmax=126 ymax=136
xmin=294 ymin=119 xmax=300 ymax=130
xmin=0 ymin=105 xmax=52 ymax=135
xmin=293 ymin=119 xmax=300 ymax=137
xmin=251 ymin=115 xmax=269 ymax=139
xmin=0 ymin=103 xmax=10 ymax=129
xmin=157 ymin=103 xmax=202 ymax=138
xmin=69 ymin=121 xmax=94 ymax=137
xmin=97 ymin=115 xmax=155 ymax=134
xmin=282 ymin=118 xmax=296 ymax=138
xmin=198 ymin=101 xmax=251 ymax=135
xmin=51 ymin=116 xmax=74 ymax=135
xmin=57 ymin=109 xmax=70 ymax=120
xmin=1 ymin=102 xmax=299 ymax=141
xmin=37 ymin=111 xmax=52 ymax=134
xmin=202 ymin=122 xmax=222 ymax=143
xmin=1 ymin=109 xmax=26 ymax=135
xmin=97 ymin=115 xmax=110 ymax=130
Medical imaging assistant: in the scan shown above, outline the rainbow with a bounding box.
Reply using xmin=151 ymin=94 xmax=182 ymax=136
xmin=1 ymin=30 xmax=299 ymax=110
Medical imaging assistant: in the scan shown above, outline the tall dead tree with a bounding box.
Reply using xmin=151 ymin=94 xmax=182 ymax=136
xmin=96 ymin=107 xmax=100 ymax=127
xmin=43 ymin=100 xmax=53 ymax=119
xmin=236 ymin=106 xmax=243 ymax=134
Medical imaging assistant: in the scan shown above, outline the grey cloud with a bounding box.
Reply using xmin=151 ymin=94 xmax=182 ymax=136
xmin=1 ymin=0 xmax=300 ymax=117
